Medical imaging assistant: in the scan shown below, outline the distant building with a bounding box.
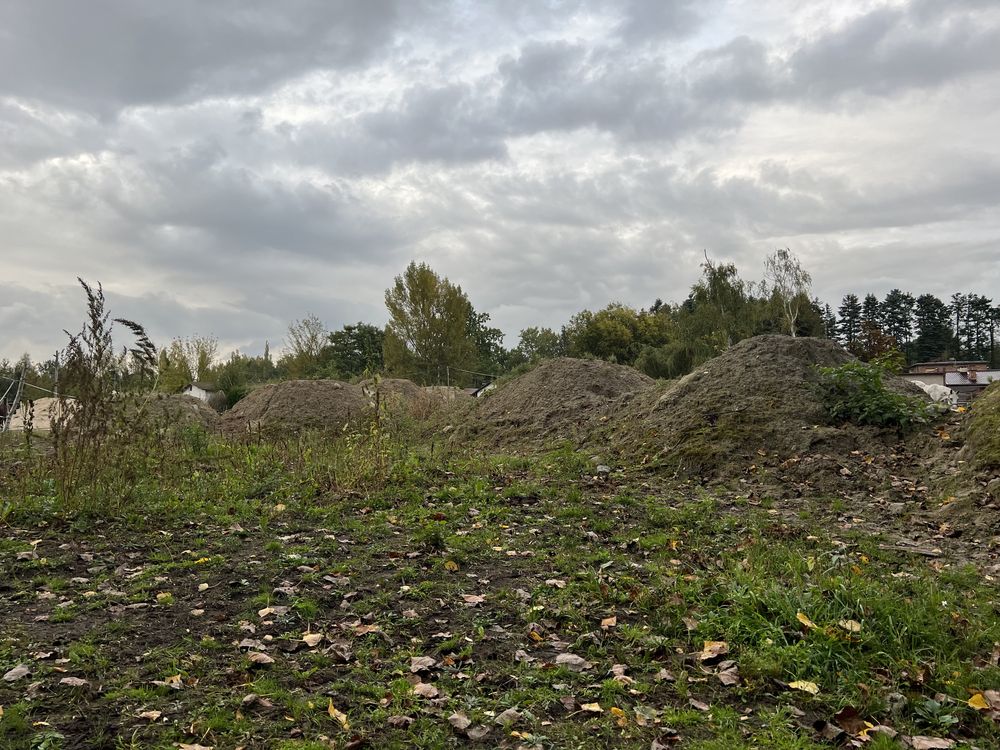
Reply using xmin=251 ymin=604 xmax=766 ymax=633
xmin=944 ymin=370 xmax=1000 ymax=402
xmin=908 ymin=360 xmax=988 ymax=375
xmin=181 ymin=382 xmax=228 ymax=412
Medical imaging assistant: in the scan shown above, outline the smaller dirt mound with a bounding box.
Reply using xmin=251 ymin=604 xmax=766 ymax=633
xmin=458 ymin=357 xmax=654 ymax=448
xmin=966 ymin=381 xmax=1000 ymax=470
xmin=223 ymin=380 xmax=369 ymax=436
xmin=608 ymin=335 xmax=927 ymax=482
xmin=6 ymin=397 xmax=72 ymax=431
xmin=137 ymin=394 xmax=222 ymax=432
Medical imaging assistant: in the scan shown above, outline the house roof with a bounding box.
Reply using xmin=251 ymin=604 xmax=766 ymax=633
xmin=944 ymin=370 xmax=1000 ymax=386
xmin=186 ymin=381 xmax=222 ymax=392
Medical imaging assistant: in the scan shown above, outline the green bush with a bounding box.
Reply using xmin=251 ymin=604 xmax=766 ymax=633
xmin=818 ymin=361 xmax=927 ymax=430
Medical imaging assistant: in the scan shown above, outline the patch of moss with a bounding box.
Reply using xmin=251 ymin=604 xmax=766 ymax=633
xmin=967 ymin=381 xmax=1000 ymax=469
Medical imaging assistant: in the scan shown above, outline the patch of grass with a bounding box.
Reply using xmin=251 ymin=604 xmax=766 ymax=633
xmin=967 ymin=381 xmax=1000 ymax=469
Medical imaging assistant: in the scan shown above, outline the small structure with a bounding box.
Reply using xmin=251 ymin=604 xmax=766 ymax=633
xmin=181 ymin=382 xmax=228 ymax=412
xmin=945 ymin=370 xmax=1000 ymax=403
xmin=906 ymin=361 xmax=989 ymax=391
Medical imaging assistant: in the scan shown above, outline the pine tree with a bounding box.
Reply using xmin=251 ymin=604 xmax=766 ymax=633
xmin=837 ymin=294 xmax=862 ymax=351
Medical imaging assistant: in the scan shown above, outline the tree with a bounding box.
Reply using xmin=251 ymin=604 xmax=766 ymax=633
xmin=881 ymin=289 xmax=915 ymax=356
xmin=837 ymin=294 xmax=862 ymax=351
xmin=280 ymin=314 xmax=329 ymax=378
xmin=328 ymin=323 xmax=384 ymax=378
xmin=510 ymin=327 xmax=563 ymax=366
xmin=467 ymin=310 xmax=507 ymax=376
xmin=912 ymin=294 xmax=953 ymax=363
xmin=383 ymin=262 xmax=477 ymax=385
xmin=763 ymin=248 xmax=812 ymax=337
xmin=157 ymin=336 xmax=219 ymax=392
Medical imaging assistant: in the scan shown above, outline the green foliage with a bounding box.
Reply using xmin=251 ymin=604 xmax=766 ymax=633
xmin=383 ymin=261 xmax=479 ymax=385
xmin=818 ymin=360 xmax=927 ymax=430
xmin=327 ymin=322 xmax=384 ymax=378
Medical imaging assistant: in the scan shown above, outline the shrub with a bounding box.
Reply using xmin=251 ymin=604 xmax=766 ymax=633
xmin=817 ymin=360 xmax=927 ymax=430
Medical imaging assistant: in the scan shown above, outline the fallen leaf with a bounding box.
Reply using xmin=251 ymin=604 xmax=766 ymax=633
xmin=833 ymin=706 xmax=867 ymax=734
xmin=410 ymin=656 xmax=438 ymax=673
xmin=462 ymin=594 xmax=486 ymax=606
xmin=600 ymin=615 xmax=617 ymax=629
xmin=467 ymin=726 xmax=492 ymax=740
xmin=176 ymin=745 xmax=214 ymax=750
xmin=448 ymin=711 xmax=472 ymax=731
xmin=717 ymin=665 xmax=740 ymax=686
xmin=413 ymin=682 xmax=439 ymax=698
xmin=327 ymin=699 xmax=350 ymax=729
xmin=59 ymin=677 xmax=89 ymax=688
xmin=386 ymin=715 xmax=414 ymax=727
xmin=580 ymin=702 xmax=603 ymax=713
xmin=838 ymin=619 xmax=862 ymax=633
xmin=545 ymin=579 xmax=566 ymax=588
xmin=302 ymin=633 xmax=324 ymax=648
xmin=908 ymin=737 xmax=955 ymax=750
xmin=152 ymin=673 xmax=184 ymax=690
xmin=688 ymin=699 xmax=710 ymax=712
xmin=495 ymin=707 xmax=521 ymax=724
xmin=247 ymin=652 xmax=275 ymax=666
xmin=2 ymin=665 xmax=29 ymax=682
xmin=968 ymin=692 xmax=991 ymax=711
xmin=796 ymin=612 xmax=817 ymax=630
xmin=198 ymin=583 xmax=209 ymax=592
xmin=699 ymin=641 xmax=729 ymax=663
xmin=137 ymin=709 xmax=162 ymax=721
xmin=788 ymin=680 xmax=820 ymax=695
xmin=555 ymin=653 xmax=592 ymax=672
xmin=444 ymin=560 xmax=459 ymax=572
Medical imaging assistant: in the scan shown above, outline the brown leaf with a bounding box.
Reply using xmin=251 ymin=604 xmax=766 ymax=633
xmin=247 ymin=652 xmax=275 ymax=666
xmin=448 ymin=711 xmax=472 ymax=731
xmin=601 ymin=615 xmax=617 ymax=629
xmin=555 ymin=653 xmax=592 ymax=672
xmin=2 ymin=665 xmax=29 ymax=682
xmin=833 ymin=706 xmax=867 ymax=734
xmin=59 ymin=677 xmax=89 ymax=688
xmin=410 ymin=656 xmax=438 ymax=673
xmin=462 ymin=594 xmax=486 ymax=606
xmin=467 ymin=725 xmax=492 ymax=741
xmin=699 ymin=641 xmax=729 ymax=663
xmin=386 ymin=715 xmax=414 ymax=727
xmin=717 ymin=665 xmax=740 ymax=686
xmin=688 ymin=699 xmax=710 ymax=712
xmin=413 ymin=682 xmax=439 ymax=698
xmin=495 ymin=707 xmax=521 ymax=725
xmin=302 ymin=633 xmax=324 ymax=648
xmin=907 ymin=737 xmax=955 ymax=750
xmin=138 ymin=710 xmax=162 ymax=721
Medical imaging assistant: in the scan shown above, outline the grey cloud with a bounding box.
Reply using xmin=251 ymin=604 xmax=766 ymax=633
xmin=0 ymin=0 xmax=413 ymax=113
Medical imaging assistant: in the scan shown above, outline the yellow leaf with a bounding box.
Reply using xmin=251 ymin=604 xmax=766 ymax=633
xmin=194 ymin=557 xmax=211 ymax=564
xmin=796 ymin=612 xmax=817 ymax=630
xmin=969 ymin=693 xmax=990 ymax=710
xmin=699 ymin=641 xmax=729 ymax=661
xmin=806 ymin=556 xmax=816 ymax=572
xmin=328 ymin=699 xmax=350 ymax=729
xmin=273 ymin=504 xmax=286 ymax=512
xmin=838 ymin=619 xmax=862 ymax=633
xmin=444 ymin=560 xmax=459 ymax=572
xmin=788 ymin=680 xmax=820 ymax=695
xmin=611 ymin=706 xmax=627 ymax=727
xmin=581 ymin=702 xmax=603 ymax=713
xmin=0 ymin=705 xmax=4 ymax=718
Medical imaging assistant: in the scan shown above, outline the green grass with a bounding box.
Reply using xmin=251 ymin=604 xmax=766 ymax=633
xmin=1 ymin=420 xmax=999 ymax=749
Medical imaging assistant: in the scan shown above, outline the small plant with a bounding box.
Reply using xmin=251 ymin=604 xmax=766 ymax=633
xmin=818 ymin=360 xmax=928 ymax=431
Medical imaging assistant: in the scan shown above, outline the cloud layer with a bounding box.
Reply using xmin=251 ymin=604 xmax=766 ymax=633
xmin=2 ymin=0 xmax=998 ymax=360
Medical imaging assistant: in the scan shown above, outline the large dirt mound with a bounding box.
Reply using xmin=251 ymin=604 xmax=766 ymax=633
xmin=607 ymin=335 xmax=927 ymax=482
xmin=223 ymin=380 xmax=369 ymax=436
xmin=966 ymin=381 xmax=1000 ymax=470
xmin=457 ymin=357 xmax=654 ymax=448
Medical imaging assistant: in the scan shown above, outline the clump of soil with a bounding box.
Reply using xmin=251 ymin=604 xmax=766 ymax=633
xmin=138 ymin=394 xmax=222 ymax=432
xmin=966 ymin=381 xmax=1000 ymax=470
xmin=222 ymin=380 xmax=369 ymax=436
xmin=606 ymin=335 xmax=928 ymax=486
xmin=456 ymin=357 xmax=654 ymax=448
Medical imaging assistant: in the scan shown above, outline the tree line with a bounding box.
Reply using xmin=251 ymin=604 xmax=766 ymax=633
xmin=2 ymin=252 xmax=996 ymax=406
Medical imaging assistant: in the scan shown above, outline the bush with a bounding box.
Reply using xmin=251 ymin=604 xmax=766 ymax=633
xmin=818 ymin=361 xmax=927 ymax=431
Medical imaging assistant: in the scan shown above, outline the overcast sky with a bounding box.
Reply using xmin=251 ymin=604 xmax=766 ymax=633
xmin=2 ymin=0 xmax=999 ymax=362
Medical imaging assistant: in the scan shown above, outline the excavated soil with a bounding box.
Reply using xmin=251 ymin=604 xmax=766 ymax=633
xmin=136 ymin=394 xmax=222 ymax=432
xmin=454 ymin=357 xmax=654 ymax=448
xmin=604 ymin=335 xmax=932 ymax=491
xmin=222 ymin=380 xmax=369 ymax=436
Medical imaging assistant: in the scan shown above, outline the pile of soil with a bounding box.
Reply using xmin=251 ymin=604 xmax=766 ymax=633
xmin=6 ymin=397 xmax=71 ymax=431
xmin=606 ymin=335 xmax=928 ymax=487
xmin=966 ymin=381 xmax=1000 ymax=471
xmin=222 ymin=380 xmax=369 ymax=436
xmin=136 ymin=394 xmax=222 ymax=432
xmin=456 ymin=357 xmax=654 ymax=448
